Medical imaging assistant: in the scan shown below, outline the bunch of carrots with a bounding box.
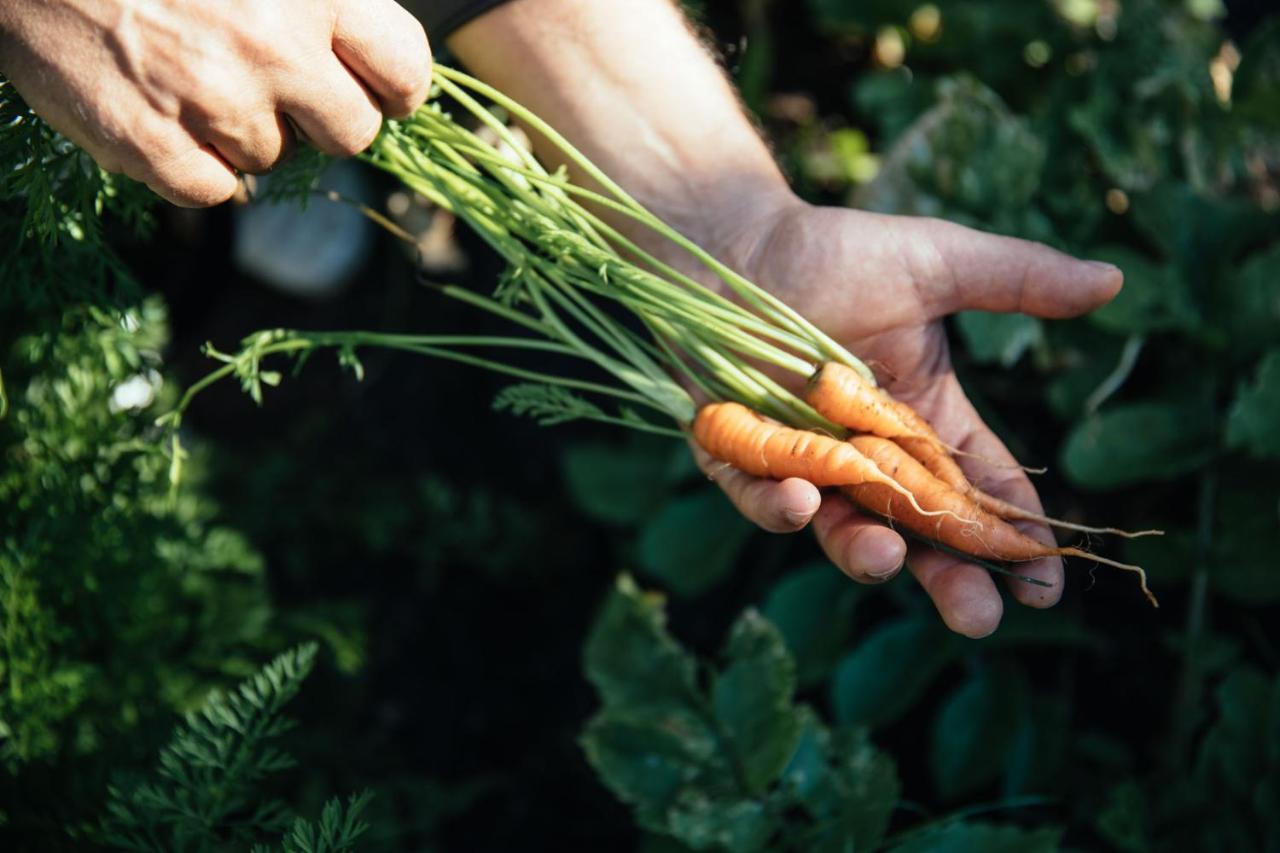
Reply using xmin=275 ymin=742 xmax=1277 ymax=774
xmin=164 ymin=66 xmax=1158 ymax=606
xmin=696 ymin=364 xmax=1158 ymax=606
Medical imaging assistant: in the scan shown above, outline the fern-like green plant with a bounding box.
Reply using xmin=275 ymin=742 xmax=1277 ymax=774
xmin=101 ymin=644 xmax=335 ymax=852
xmin=255 ymin=792 xmax=373 ymax=853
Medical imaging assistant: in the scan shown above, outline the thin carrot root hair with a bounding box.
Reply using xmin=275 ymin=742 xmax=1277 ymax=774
xmin=870 ymin=472 xmax=979 ymax=529
xmin=947 ymin=446 xmax=1048 ymax=475
xmin=1059 ymin=548 xmax=1159 ymax=608
xmin=973 ymin=492 xmax=1166 ymax=539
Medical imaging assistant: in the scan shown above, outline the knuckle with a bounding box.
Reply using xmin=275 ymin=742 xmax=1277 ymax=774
xmin=160 ymin=179 xmax=229 ymax=208
xmin=385 ymin=29 xmax=433 ymax=114
xmin=342 ymin=111 xmax=382 ymax=155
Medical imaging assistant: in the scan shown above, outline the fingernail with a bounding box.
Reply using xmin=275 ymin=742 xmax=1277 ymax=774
xmin=865 ymin=560 xmax=904 ymax=581
xmin=783 ymin=508 xmax=812 ymax=526
xmin=1086 ymin=260 xmax=1120 ymax=274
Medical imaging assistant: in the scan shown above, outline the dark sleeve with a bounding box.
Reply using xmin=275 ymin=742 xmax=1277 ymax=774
xmin=420 ymin=0 xmax=515 ymax=40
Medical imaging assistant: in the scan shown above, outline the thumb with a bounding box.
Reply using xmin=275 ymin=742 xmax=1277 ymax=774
xmin=920 ymin=219 xmax=1123 ymax=320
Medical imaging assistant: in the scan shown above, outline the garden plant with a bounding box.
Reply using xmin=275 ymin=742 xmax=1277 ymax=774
xmin=2 ymin=0 xmax=1279 ymax=850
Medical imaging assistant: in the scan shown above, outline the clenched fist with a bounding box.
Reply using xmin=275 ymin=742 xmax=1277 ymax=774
xmin=0 ymin=0 xmax=432 ymax=206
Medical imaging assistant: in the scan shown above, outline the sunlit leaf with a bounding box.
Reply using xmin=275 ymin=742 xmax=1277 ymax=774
xmin=583 ymin=575 xmax=700 ymax=715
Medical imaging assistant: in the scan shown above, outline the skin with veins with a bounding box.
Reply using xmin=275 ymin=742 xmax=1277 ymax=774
xmin=447 ymin=0 xmax=1123 ymax=638
xmin=0 ymin=0 xmax=432 ymax=206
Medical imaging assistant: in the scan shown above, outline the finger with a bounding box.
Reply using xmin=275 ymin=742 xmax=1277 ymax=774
xmin=690 ymin=441 xmax=820 ymax=533
xmin=907 ymin=545 xmax=1004 ymax=638
xmin=333 ymin=0 xmax=433 ymax=117
xmin=207 ymin=111 xmax=295 ymax=175
xmin=281 ymin=58 xmax=383 ymax=157
xmin=811 ymin=494 xmax=908 ymax=583
xmin=933 ymin=375 xmax=1064 ymax=608
xmin=917 ymin=218 xmax=1123 ymax=320
xmin=133 ymin=135 xmax=240 ymax=208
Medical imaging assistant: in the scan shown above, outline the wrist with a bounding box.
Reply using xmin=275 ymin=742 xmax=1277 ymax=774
xmin=695 ymin=186 xmax=807 ymax=283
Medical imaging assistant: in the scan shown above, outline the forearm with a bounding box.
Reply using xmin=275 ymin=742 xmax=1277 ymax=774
xmin=443 ymin=0 xmax=797 ymax=263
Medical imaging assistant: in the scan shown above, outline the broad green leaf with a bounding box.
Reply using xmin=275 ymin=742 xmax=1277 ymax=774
xmin=637 ymin=488 xmax=754 ymax=598
xmin=581 ymin=578 xmax=814 ymax=846
xmin=782 ymin=715 xmax=900 ymax=853
xmin=1129 ymin=183 xmax=1271 ymax=278
xmin=1088 ymin=246 xmax=1197 ymax=335
xmin=779 ymin=708 xmax=833 ymax=809
xmin=667 ymin=795 xmax=775 ymax=852
xmin=561 ymin=437 xmax=692 ymax=526
xmin=712 ymin=611 xmax=804 ymax=795
xmin=955 ymin=312 xmax=1043 ymax=368
xmin=855 ymin=77 xmax=1045 ymax=233
xmin=931 ymin=666 xmax=1028 ymax=801
xmin=583 ymin=575 xmax=699 ymax=714
xmin=1213 ymin=246 xmax=1280 ymax=356
xmin=1196 ymin=667 xmax=1273 ymax=799
xmin=760 ymin=563 xmax=863 ymax=687
xmin=887 ymin=822 xmax=1061 ymax=853
xmin=1227 ymin=350 xmax=1280 ymax=460
xmin=580 ymin=716 xmax=718 ymax=832
xmin=823 ymin=729 xmax=901 ymax=852
xmin=831 ymin=616 xmax=959 ymax=728
xmin=1062 ymin=402 xmax=1217 ymax=489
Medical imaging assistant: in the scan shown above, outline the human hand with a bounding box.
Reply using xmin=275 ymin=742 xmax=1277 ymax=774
xmin=0 ymin=0 xmax=431 ymax=206
xmin=692 ymin=200 xmax=1122 ymax=638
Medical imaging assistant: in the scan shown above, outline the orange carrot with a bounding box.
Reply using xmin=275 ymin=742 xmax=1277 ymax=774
xmin=806 ymin=362 xmax=945 ymax=449
xmin=844 ymin=436 xmax=1158 ymax=607
xmin=692 ymin=402 xmax=966 ymax=523
xmin=808 ymin=362 xmax=1035 ymax=475
xmin=811 ymin=363 xmax=1159 ymax=539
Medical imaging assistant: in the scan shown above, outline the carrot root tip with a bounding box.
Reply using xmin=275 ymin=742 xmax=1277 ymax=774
xmin=1062 ymin=548 xmax=1159 ymax=608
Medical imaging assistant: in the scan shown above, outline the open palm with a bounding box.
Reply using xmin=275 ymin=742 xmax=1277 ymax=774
xmin=695 ymin=203 xmax=1122 ymax=638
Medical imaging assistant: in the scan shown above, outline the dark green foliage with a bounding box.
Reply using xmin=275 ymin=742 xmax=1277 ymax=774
xmin=831 ymin=615 xmax=960 ymax=729
xmin=266 ymin=792 xmax=374 ymax=853
xmin=4 ymin=1 xmax=1280 ymax=850
xmin=637 ymin=489 xmax=755 ymax=598
xmin=0 ymin=78 xmax=155 ymax=313
xmin=759 ymin=563 xmax=863 ymax=688
xmin=791 ymin=0 xmax=1280 ymax=848
xmin=582 ymin=575 xmax=1067 ymax=851
xmin=0 ymin=302 xmax=274 ymax=777
xmin=102 ymin=644 xmax=374 ymax=853
xmin=581 ymin=575 xmax=895 ymax=850
xmin=102 ymin=644 xmax=318 ymax=851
